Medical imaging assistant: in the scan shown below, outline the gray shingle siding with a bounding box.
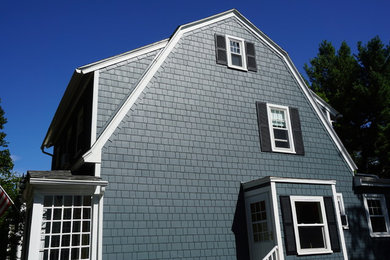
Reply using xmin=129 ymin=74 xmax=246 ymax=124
xmin=97 ymin=17 xmax=362 ymax=259
xmin=97 ymin=49 xmax=161 ymax=138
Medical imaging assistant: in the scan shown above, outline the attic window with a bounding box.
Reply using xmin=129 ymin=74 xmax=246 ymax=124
xmin=226 ymin=36 xmax=246 ymax=70
xmin=214 ymin=34 xmax=257 ymax=72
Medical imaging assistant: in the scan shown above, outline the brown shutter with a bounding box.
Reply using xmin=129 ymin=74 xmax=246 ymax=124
xmin=280 ymin=196 xmax=297 ymax=255
xmin=256 ymin=102 xmax=272 ymax=152
xmin=215 ymin=34 xmax=227 ymax=65
xmin=289 ymin=107 xmax=304 ymax=155
xmin=324 ymin=197 xmax=341 ymax=252
xmin=245 ymin=42 xmax=257 ymax=72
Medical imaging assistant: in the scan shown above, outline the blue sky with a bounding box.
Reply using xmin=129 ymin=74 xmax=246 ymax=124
xmin=1 ymin=1 xmax=389 ymax=174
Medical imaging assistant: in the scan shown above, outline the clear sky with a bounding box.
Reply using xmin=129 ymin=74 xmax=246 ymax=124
xmin=1 ymin=0 xmax=389 ymax=174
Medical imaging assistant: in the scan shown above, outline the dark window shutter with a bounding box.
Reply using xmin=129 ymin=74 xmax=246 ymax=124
xmin=280 ymin=196 xmax=297 ymax=255
xmin=289 ymin=107 xmax=304 ymax=155
xmin=256 ymin=102 xmax=272 ymax=152
xmin=215 ymin=34 xmax=227 ymax=65
xmin=324 ymin=197 xmax=341 ymax=252
xmin=245 ymin=42 xmax=257 ymax=72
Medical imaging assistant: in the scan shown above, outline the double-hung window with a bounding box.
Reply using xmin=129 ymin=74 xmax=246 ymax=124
xmin=290 ymin=196 xmax=332 ymax=255
xmin=363 ymin=194 xmax=390 ymax=237
xmin=267 ymin=104 xmax=295 ymax=153
xmin=225 ymin=35 xmax=247 ymax=71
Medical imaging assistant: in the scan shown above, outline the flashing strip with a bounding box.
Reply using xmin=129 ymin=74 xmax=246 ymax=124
xmin=29 ymin=178 xmax=108 ymax=186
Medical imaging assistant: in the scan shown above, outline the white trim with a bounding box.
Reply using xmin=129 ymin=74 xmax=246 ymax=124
xmin=29 ymin=178 xmax=108 ymax=187
xmin=242 ymin=176 xmax=336 ymax=191
xmin=336 ymin=192 xmax=349 ymax=229
xmin=332 ymin=186 xmax=348 ymax=260
xmin=27 ymin=194 xmax=44 ymax=260
xmin=91 ymin=70 xmax=99 ymax=145
xmin=76 ymin=40 xmax=168 ymax=74
xmin=225 ymin=35 xmax=247 ymax=71
xmin=83 ymin=11 xmax=236 ymax=163
xmin=78 ymin=9 xmax=356 ymax=172
xmin=290 ymin=196 xmax=333 ymax=255
xmin=363 ymin=194 xmax=390 ymax=237
xmin=266 ymin=103 xmax=295 ymax=154
xmin=270 ymin=182 xmax=284 ymax=260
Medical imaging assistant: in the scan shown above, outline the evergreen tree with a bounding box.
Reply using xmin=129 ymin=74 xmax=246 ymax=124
xmin=0 ymin=99 xmax=22 ymax=260
xmin=305 ymin=37 xmax=390 ymax=178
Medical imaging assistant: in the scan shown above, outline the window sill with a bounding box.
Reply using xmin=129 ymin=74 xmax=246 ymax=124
xmin=227 ymin=64 xmax=248 ymax=71
xmin=370 ymin=233 xmax=390 ymax=238
xmin=297 ymin=249 xmax=333 ymax=255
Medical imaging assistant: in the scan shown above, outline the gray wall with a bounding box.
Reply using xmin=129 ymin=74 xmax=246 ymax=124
xmin=97 ymin=17 xmax=371 ymax=259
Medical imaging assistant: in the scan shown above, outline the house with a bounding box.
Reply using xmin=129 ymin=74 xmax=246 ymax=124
xmin=21 ymin=9 xmax=390 ymax=260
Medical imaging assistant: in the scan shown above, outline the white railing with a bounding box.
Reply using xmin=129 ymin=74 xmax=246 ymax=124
xmin=262 ymin=246 xmax=279 ymax=260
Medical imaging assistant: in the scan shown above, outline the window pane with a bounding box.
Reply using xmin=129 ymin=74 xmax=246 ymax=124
xmin=371 ymin=217 xmax=387 ymax=232
xmin=52 ymin=222 xmax=61 ymax=233
xmin=298 ymin=226 xmax=325 ymax=249
xmin=72 ymin=234 xmax=80 ymax=246
xmin=63 ymin=209 xmax=72 ymax=220
xmin=74 ymin=196 xmax=82 ymax=206
xmin=231 ymin=54 xmax=242 ymax=66
xmin=64 ymin=196 xmax=73 ymax=206
xmin=53 ymin=209 xmax=62 ymax=220
xmin=295 ymin=202 xmax=323 ymax=224
xmin=54 ymin=196 xmax=63 ymax=207
xmin=368 ymin=199 xmax=383 ymax=215
xmin=50 ymin=249 xmax=60 ymax=260
xmin=44 ymin=196 xmax=53 ymax=207
xmin=62 ymin=235 xmax=70 ymax=247
xmin=71 ymin=248 xmax=79 ymax=260
xmin=73 ymin=209 xmax=81 ymax=219
xmin=51 ymin=235 xmax=60 ymax=247
xmin=83 ymin=196 xmax=91 ymax=206
xmin=60 ymin=249 xmax=69 ymax=260
xmin=81 ymin=247 xmax=89 ymax=259
xmin=73 ymin=221 xmax=81 ymax=232
xmin=62 ymin=222 xmax=71 ymax=233
xmin=271 ymin=109 xmax=286 ymax=128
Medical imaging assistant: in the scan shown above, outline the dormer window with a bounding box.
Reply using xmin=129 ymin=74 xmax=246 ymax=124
xmin=226 ymin=35 xmax=247 ymax=70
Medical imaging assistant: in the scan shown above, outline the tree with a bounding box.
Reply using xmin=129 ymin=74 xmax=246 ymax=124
xmin=304 ymin=37 xmax=390 ymax=178
xmin=0 ymin=99 xmax=22 ymax=260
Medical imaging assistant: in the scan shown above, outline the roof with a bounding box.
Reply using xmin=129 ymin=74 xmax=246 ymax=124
xmin=42 ymin=9 xmax=358 ymax=172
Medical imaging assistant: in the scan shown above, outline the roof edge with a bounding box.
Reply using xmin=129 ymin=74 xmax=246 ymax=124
xmin=76 ymin=39 xmax=169 ymax=74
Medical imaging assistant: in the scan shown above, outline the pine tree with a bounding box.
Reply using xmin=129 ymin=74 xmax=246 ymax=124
xmin=305 ymin=37 xmax=390 ymax=178
xmin=0 ymin=98 xmax=22 ymax=260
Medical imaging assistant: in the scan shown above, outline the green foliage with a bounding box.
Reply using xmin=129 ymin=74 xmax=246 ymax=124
xmin=0 ymin=99 xmax=22 ymax=260
xmin=305 ymin=37 xmax=390 ymax=177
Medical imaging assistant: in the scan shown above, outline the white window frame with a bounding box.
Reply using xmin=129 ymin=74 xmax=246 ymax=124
xmin=363 ymin=194 xmax=390 ymax=237
xmin=267 ymin=104 xmax=295 ymax=154
xmin=336 ymin=193 xmax=349 ymax=229
xmin=290 ymin=196 xmax=333 ymax=255
xmin=24 ymin=180 xmax=107 ymax=260
xmin=225 ymin=35 xmax=247 ymax=71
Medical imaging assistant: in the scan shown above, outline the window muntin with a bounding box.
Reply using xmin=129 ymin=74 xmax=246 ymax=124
xmin=225 ymin=35 xmax=247 ymax=70
xmin=267 ymin=104 xmax=295 ymax=153
xmin=363 ymin=194 xmax=390 ymax=237
xmin=290 ymin=196 xmax=332 ymax=255
xmin=40 ymin=195 xmax=92 ymax=260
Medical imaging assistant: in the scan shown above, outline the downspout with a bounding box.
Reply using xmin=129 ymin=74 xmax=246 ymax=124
xmin=41 ymin=145 xmax=53 ymax=157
